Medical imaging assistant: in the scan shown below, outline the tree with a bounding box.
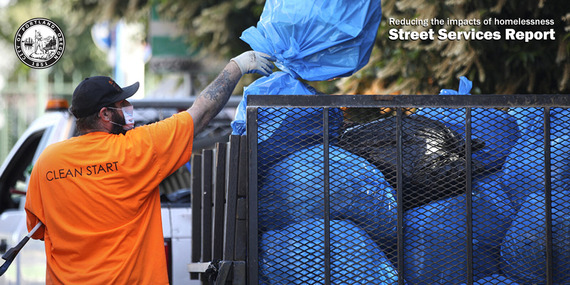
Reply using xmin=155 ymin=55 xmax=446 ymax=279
xmin=44 ymin=0 xmax=264 ymax=58
xmin=87 ymin=0 xmax=570 ymax=95
xmin=6 ymin=0 xmax=569 ymax=94
xmin=0 ymin=0 xmax=112 ymax=81
xmin=338 ymin=0 xmax=570 ymax=95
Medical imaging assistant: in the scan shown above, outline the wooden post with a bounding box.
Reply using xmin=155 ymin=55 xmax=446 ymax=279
xmin=190 ymin=154 xmax=202 ymax=280
xmin=213 ymin=143 xmax=227 ymax=260
xmin=223 ymin=135 xmax=240 ymax=262
xmin=201 ymin=150 xmax=213 ymax=264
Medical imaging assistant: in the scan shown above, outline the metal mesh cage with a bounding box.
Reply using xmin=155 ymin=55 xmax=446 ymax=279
xmin=247 ymin=95 xmax=570 ymax=285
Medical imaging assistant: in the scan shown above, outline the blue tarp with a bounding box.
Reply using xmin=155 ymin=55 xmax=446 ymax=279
xmin=259 ymin=219 xmax=400 ymax=285
xmin=258 ymin=144 xmax=397 ymax=243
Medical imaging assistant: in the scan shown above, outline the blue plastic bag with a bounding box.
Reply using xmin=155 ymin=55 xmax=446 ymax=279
xmin=508 ymin=107 xmax=544 ymax=142
xmin=258 ymin=144 xmax=397 ymax=243
xmin=501 ymin=192 xmax=570 ymax=284
xmin=232 ymin=71 xmax=336 ymax=135
xmin=471 ymin=172 xmax=517 ymax=246
xmin=232 ymin=72 xmax=344 ymax=169
xmin=501 ymin=137 xmax=544 ymax=209
xmin=233 ymin=0 xmax=382 ymax=164
xmin=439 ymin=76 xmax=473 ymax=95
xmin=403 ymin=172 xmax=516 ymax=284
xmin=508 ymin=107 xmax=570 ymax=141
xmin=259 ymin=219 xmax=400 ymax=285
xmin=502 ymin=112 xmax=570 ymax=210
xmin=551 ymin=107 xmax=570 ymax=138
xmin=460 ymin=275 xmax=520 ymax=285
xmin=551 ymin=136 xmax=570 ymax=192
xmin=240 ymin=0 xmax=382 ymax=81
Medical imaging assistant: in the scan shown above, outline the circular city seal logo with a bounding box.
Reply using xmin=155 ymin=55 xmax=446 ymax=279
xmin=14 ymin=18 xmax=65 ymax=69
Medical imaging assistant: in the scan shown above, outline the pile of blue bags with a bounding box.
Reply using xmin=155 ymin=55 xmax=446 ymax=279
xmin=403 ymin=172 xmax=516 ymax=284
xmin=499 ymin=108 xmax=570 ymax=284
xmin=259 ymin=219 xmax=399 ymax=284
xmin=230 ymin=0 xmax=399 ymax=283
xmin=404 ymin=80 xmax=570 ymax=284
xmin=501 ymin=192 xmax=570 ymax=284
xmin=231 ymin=0 xmax=569 ymax=283
xmin=258 ymin=144 xmax=397 ymax=242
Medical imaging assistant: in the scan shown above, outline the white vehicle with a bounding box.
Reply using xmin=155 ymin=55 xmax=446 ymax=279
xmin=0 ymin=98 xmax=236 ymax=284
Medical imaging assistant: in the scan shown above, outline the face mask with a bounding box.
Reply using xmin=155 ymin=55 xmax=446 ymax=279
xmin=121 ymin=105 xmax=135 ymax=129
xmin=108 ymin=105 xmax=135 ymax=130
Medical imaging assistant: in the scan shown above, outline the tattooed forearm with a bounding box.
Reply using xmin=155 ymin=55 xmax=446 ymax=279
xmin=188 ymin=62 xmax=242 ymax=134
xmin=203 ymin=70 xmax=234 ymax=102
xmin=200 ymin=69 xmax=239 ymax=119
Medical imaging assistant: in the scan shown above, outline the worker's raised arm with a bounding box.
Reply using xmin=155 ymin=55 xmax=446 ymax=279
xmin=188 ymin=51 xmax=274 ymax=134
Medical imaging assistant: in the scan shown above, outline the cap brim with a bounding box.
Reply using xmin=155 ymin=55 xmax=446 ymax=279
xmin=117 ymin=81 xmax=139 ymax=101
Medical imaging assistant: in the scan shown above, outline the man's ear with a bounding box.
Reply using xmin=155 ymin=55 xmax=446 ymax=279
xmin=98 ymin=107 xmax=111 ymax=122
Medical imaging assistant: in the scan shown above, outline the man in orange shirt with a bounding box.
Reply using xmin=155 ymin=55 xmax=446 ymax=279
xmin=24 ymin=51 xmax=274 ymax=284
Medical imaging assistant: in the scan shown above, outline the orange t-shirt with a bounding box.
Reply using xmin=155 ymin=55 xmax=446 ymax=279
xmin=25 ymin=111 xmax=194 ymax=284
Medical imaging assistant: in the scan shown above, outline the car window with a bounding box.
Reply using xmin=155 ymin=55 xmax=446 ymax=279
xmin=0 ymin=127 xmax=48 ymax=214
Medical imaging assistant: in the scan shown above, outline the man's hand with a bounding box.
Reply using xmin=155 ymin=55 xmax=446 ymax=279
xmin=231 ymin=51 xmax=275 ymax=76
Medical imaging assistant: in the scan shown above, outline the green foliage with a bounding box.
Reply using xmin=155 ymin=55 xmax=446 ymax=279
xmin=153 ymin=0 xmax=265 ymax=57
xmin=47 ymin=0 xmax=150 ymax=32
xmin=337 ymin=0 xmax=570 ymax=95
xmin=4 ymin=0 xmax=567 ymax=95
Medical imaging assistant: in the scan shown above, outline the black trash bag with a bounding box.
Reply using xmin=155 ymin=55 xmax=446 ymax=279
xmin=337 ymin=114 xmax=484 ymax=211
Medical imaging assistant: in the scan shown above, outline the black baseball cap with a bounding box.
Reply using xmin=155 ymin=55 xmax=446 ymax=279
xmin=69 ymin=76 xmax=139 ymax=118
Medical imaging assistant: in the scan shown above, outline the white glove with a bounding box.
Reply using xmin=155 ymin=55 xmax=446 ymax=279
xmin=231 ymin=51 xmax=275 ymax=76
